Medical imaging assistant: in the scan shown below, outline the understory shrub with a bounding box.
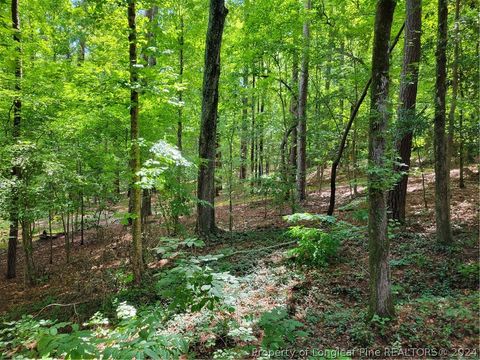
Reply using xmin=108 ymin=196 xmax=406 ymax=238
xmin=287 ymin=226 xmax=340 ymax=266
xmin=284 ymin=213 xmax=359 ymax=266
xmin=257 ymin=307 xmax=308 ymax=351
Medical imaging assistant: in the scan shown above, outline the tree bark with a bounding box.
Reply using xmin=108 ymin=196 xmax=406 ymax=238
xmin=434 ymin=0 xmax=453 ymax=245
xmin=368 ymin=0 xmax=396 ymax=319
xmin=240 ymin=72 xmax=248 ymax=179
xmin=196 ymin=0 xmax=228 ymax=235
xmin=447 ymin=0 xmax=460 ymax=172
xmin=296 ymin=0 xmax=311 ymax=201
xmin=388 ymin=0 xmax=422 ymax=222
xmin=6 ymin=0 xmax=22 ymax=279
xmin=326 ymin=22 xmax=405 ymax=216
xmin=177 ymin=14 xmax=184 ymax=150
xmin=128 ymin=0 xmax=143 ymax=282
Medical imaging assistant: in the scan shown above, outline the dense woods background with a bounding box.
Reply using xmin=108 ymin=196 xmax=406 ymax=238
xmin=0 ymin=0 xmax=478 ymax=358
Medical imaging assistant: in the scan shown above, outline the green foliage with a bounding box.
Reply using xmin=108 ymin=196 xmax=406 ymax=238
xmin=156 ymin=259 xmax=236 ymax=312
xmin=0 ymin=306 xmax=189 ymax=359
xmin=258 ymin=307 xmax=307 ymax=351
xmin=457 ymin=262 xmax=479 ymax=283
xmin=153 ymin=236 xmax=205 ymax=259
xmin=287 ymin=226 xmax=340 ymax=266
xmin=284 ymin=212 xmax=336 ymax=225
xmin=285 ymin=213 xmax=359 ymax=266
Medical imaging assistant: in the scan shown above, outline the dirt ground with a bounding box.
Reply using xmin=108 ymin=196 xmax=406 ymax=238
xmin=0 ymin=166 xmax=478 ymax=317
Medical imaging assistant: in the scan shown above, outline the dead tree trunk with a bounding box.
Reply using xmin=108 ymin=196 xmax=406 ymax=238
xmin=196 ymin=0 xmax=228 ymax=235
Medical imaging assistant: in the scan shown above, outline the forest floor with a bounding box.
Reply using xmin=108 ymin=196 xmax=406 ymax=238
xmin=0 ymin=166 xmax=478 ymax=358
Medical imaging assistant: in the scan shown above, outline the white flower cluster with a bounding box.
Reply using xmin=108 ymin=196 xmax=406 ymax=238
xmin=150 ymin=140 xmax=192 ymax=167
xmin=116 ymin=302 xmax=137 ymax=320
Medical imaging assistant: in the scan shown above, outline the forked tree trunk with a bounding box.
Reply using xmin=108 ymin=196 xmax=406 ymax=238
xmin=196 ymin=0 xmax=228 ymax=235
xmin=368 ymin=0 xmax=396 ymax=319
xmin=128 ymin=0 xmax=143 ymax=282
xmin=6 ymin=0 xmax=22 ymax=280
xmin=434 ymin=0 xmax=453 ymax=245
xmin=296 ymin=0 xmax=310 ymax=201
xmin=388 ymin=0 xmax=422 ymax=222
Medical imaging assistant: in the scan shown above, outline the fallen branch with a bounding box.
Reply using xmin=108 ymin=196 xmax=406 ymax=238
xmin=33 ymin=301 xmax=88 ymax=318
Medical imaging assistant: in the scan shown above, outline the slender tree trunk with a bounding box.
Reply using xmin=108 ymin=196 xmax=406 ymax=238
xmin=459 ymin=109 xmax=465 ymax=188
xmin=289 ymin=55 xmax=299 ymax=203
xmin=447 ymin=0 xmax=460 ymax=172
xmin=196 ymin=0 xmax=228 ymax=235
xmin=368 ymin=0 xmax=396 ymax=319
xmin=141 ymin=189 xmax=152 ymax=224
xmin=49 ymin=210 xmax=53 ymax=264
xmin=177 ymin=14 xmax=184 ymax=150
xmin=145 ymin=7 xmax=158 ymax=67
xmin=415 ymin=141 xmax=429 ymax=210
xmin=6 ymin=0 xmax=22 ymax=279
xmin=388 ymin=0 xmax=422 ymax=222
xmin=434 ymin=0 xmax=453 ymax=245
xmin=21 ymin=219 xmax=35 ymax=285
xmin=296 ymin=0 xmax=310 ymax=201
xmin=326 ymin=22 xmax=405 ymax=216
xmin=240 ymin=72 xmax=248 ymax=179
xmin=128 ymin=0 xmax=143 ymax=282
xmin=64 ymin=214 xmax=71 ymax=263
xmin=250 ymin=74 xmax=256 ymax=187
xmin=258 ymin=99 xmax=265 ymax=177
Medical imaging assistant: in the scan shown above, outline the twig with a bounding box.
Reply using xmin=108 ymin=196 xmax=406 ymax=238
xmin=33 ymin=301 xmax=87 ymax=318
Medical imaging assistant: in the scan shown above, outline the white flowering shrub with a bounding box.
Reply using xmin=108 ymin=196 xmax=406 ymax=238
xmin=116 ymin=302 xmax=137 ymax=320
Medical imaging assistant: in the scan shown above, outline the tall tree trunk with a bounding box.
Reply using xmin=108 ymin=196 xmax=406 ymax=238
xmin=296 ymin=0 xmax=310 ymax=201
xmin=177 ymin=14 xmax=184 ymax=150
xmin=172 ymin=14 xmax=185 ymax=234
xmin=258 ymin=99 xmax=265 ymax=177
xmin=388 ymin=0 xmax=422 ymax=222
xmin=196 ymin=0 xmax=228 ymax=235
xmin=145 ymin=7 xmax=158 ymax=66
xmin=128 ymin=0 xmax=143 ymax=282
xmin=250 ymin=74 xmax=256 ymax=186
xmin=240 ymin=72 xmax=248 ymax=179
xmin=434 ymin=0 xmax=453 ymax=245
xmin=326 ymin=22 xmax=405 ymax=216
xmin=458 ymin=69 xmax=465 ymax=189
xmin=289 ymin=54 xmax=299 ymax=204
xmin=447 ymin=0 xmax=460 ymax=172
xmin=6 ymin=0 xmax=22 ymax=279
xmin=459 ymin=109 xmax=465 ymax=188
xmin=368 ymin=0 xmax=396 ymax=319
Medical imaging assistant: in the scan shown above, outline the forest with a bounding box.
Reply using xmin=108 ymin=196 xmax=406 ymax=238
xmin=0 ymin=0 xmax=478 ymax=358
